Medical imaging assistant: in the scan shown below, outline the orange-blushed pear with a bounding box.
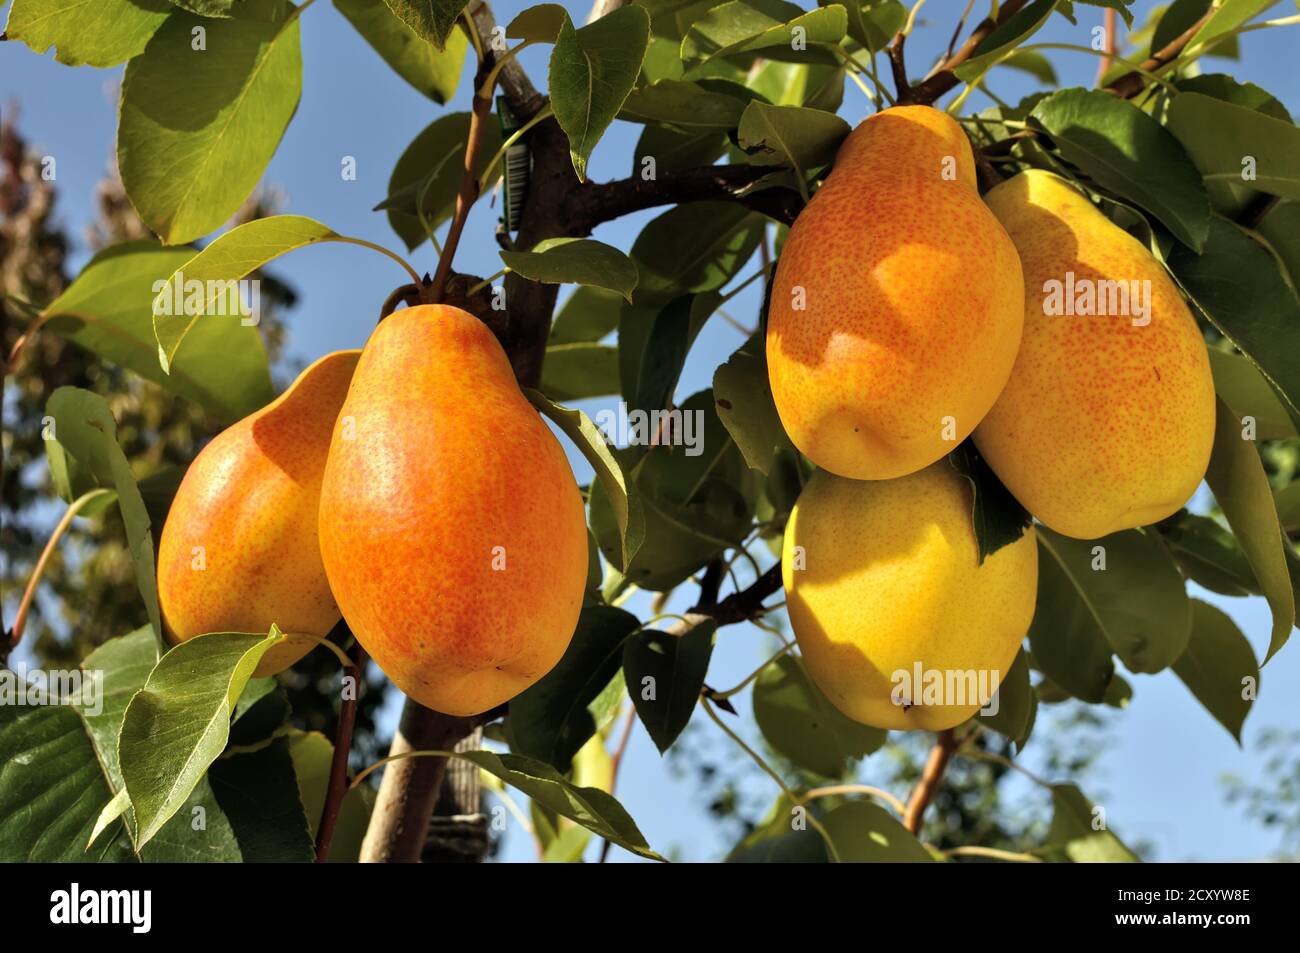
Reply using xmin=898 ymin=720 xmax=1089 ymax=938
xmin=782 ymin=462 xmax=1038 ymax=731
xmin=974 ymin=170 xmax=1216 ymax=539
xmin=157 ymin=350 xmax=360 ymax=676
xmin=318 ymin=305 xmax=588 ymax=716
xmin=766 ymin=105 xmax=1025 ymax=480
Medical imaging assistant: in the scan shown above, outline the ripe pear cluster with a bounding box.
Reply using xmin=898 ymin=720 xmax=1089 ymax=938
xmin=770 ymin=106 xmax=1214 ymax=730
xmin=158 ymin=306 xmax=589 ymax=715
xmin=157 ymin=107 xmax=1215 ymax=734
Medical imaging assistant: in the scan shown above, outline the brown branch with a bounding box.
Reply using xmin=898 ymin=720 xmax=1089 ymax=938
xmin=886 ymin=32 xmax=910 ymax=100
xmin=315 ymin=635 xmax=367 ymax=862
xmin=904 ymin=0 xmax=1029 ymax=105
xmin=1103 ymin=7 xmax=1215 ymax=99
xmin=903 ymin=728 xmax=959 ymax=834
xmin=1095 ymin=7 xmax=1118 ymax=86
xmin=428 ymin=56 xmax=495 ymax=303
xmin=597 ymin=704 xmax=638 ymax=862
xmin=569 ymin=164 xmax=800 ymax=234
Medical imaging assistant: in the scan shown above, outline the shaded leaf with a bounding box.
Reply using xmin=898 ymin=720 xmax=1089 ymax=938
xmin=1029 ymin=87 xmax=1210 ymax=250
xmin=821 ymin=801 xmax=933 ymax=863
xmin=1204 ymin=398 xmax=1295 ymax=661
xmin=500 ymin=238 xmax=639 ymax=301
xmin=623 ymin=620 xmax=717 ymax=752
xmin=336 ymin=0 xmax=467 ymax=102
xmin=1173 ymin=599 xmax=1259 ymax=742
xmin=713 ymin=333 xmax=793 ymax=474
xmin=752 ymin=654 xmax=885 ymax=778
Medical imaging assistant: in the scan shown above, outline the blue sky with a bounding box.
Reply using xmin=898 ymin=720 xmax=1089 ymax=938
xmin=5 ymin=0 xmax=1298 ymax=862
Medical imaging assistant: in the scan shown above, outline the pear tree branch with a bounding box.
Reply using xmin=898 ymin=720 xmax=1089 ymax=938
xmin=903 ymin=728 xmax=960 ymax=834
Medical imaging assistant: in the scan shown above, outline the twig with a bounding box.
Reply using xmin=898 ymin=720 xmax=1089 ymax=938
xmin=597 ymin=704 xmax=639 ymax=862
xmin=428 ymin=46 xmax=496 ymax=302
xmin=1095 ymin=7 xmax=1117 ymax=86
xmin=1103 ymin=7 xmax=1215 ymax=99
xmin=904 ymin=0 xmax=1029 ymax=104
xmin=887 ymin=32 xmax=910 ymax=98
xmin=315 ymin=636 xmax=367 ymax=862
xmin=902 ymin=728 xmax=959 ymax=834
xmin=802 ymin=783 xmax=908 ymax=817
xmin=10 ymin=489 xmax=113 ymax=651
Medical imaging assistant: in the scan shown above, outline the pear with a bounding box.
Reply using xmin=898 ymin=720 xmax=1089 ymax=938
xmin=318 ymin=305 xmax=588 ymax=716
xmin=975 ymin=170 xmax=1216 ymax=538
xmin=157 ymin=350 xmax=359 ymax=676
xmin=783 ymin=462 xmax=1038 ymax=731
xmin=767 ymin=105 xmax=1024 ymax=480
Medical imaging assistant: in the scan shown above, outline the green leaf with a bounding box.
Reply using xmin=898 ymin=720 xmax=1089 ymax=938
xmin=1277 ymin=480 xmax=1300 ymax=534
xmin=632 ymin=292 xmax=719 ymax=413
xmin=1166 ymin=92 xmax=1300 ymax=214
xmin=1204 ymin=399 xmax=1295 ymax=661
xmin=1208 ymin=348 xmax=1298 ymax=440
xmin=999 ymin=49 xmax=1058 ymax=84
xmin=1042 ymin=784 xmax=1140 ymax=862
xmin=681 ymin=0 xmax=847 ymax=67
xmin=746 ymin=58 xmax=845 ymax=111
xmin=1174 ymin=74 xmax=1292 ymax=122
xmin=589 ymin=391 xmax=757 ymax=590
xmin=1169 ymin=217 xmax=1300 ymax=427
xmin=287 ymin=731 xmax=373 ymax=863
xmin=118 ymin=1 xmax=303 ymax=244
xmin=954 ymin=0 xmax=1059 ymax=82
xmin=821 ymin=801 xmax=934 ymax=862
xmin=1029 ymin=87 xmax=1210 ymax=250
xmin=525 ymin=390 xmax=645 ymax=569
xmin=550 ymin=286 xmax=624 ymax=344
xmin=500 ymin=238 xmax=639 ymax=301
xmin=1160 ymin=512 xmax=1261 ymax=597
xmin=822 ymin=0 xmax=904 ymax=54
xmin=1151 ymin=0 xmax=1212 ymax=55
xmin=119 ymin=630 xmax=283 ymax=848
xmin=1174 ymin=600 xmax=1259 ymax=743
xmin=382 ymin=0 xmax=464 ymax=50
xmin=550 ymin=5 xmax=651 ymax=180
xmin=150 ymin=216 xmax=379 ymax=374
xmin=977 ymin=649 xmax=1034 ymax=749
xmin=726 ymin=794 xmax=828 ymax=862
xmin=0 ymin=703 xmax=138 ymax=862
xmin=3 ymin=0 xmax=172 ymax=67
xmin=1185 ymin=0 xmax=1277 ymax=57
xmin=632 ymin=201 xmax=765 ymax=300
xmin=623 ymin=619 xmax=717 ymax=753
xmin=336 ymin=0 xmax=467 ymax=103
xmin=634 ymin=124 xmax=730 ymax=176
xmin=205 ymin=738 xmax=315 ymax=862
xmin=456 ymin=750 xmax=661 ymax=860
xmin=1030 ymin=528 xmax=1189 ymax=702
xmin=540 ymin=343 xmax=620 ymax=401
xmin=712 ymin=333 xmax=794 ymax=475
xmin=619 ymin=79 xmax=750 ymax=128
xmin=507 ymin=606 xmax=639 ymax=771
xmin=947 ymin=441 xmax=1033 ymax=564
xmin=381 ymin=111 xmax=503 ymax=251
xmin=753 ymin=654 xmax=886 ymax=778
xmin=507 ymin=3 xmax=570 ymax=42
xmin=737 ymin=101 xmax=850 ymax=178
xmin=38 ymin=242 xmax=273 ymax=424
xmin=45 ymin=388 xmax=164 ymax=640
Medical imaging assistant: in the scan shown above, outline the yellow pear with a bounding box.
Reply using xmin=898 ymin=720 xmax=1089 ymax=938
xmin=318 ymin=305 xmax=588 ymax=716
xmin=974 ymin=170 xmax=1216 ymax=538
xmin=767 ymin=105 xmax=1024 ymax=480
xmin=783 ymin=463 xmax=1038 ymax=731
xmin=157 ymin=350 xmax=360 ymax=676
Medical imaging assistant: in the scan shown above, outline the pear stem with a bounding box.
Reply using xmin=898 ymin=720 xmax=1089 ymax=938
xmin=315 ymin=635 xmax=367 ymax=863
xmin=903 ymin=728 xmax=960 ymax=834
